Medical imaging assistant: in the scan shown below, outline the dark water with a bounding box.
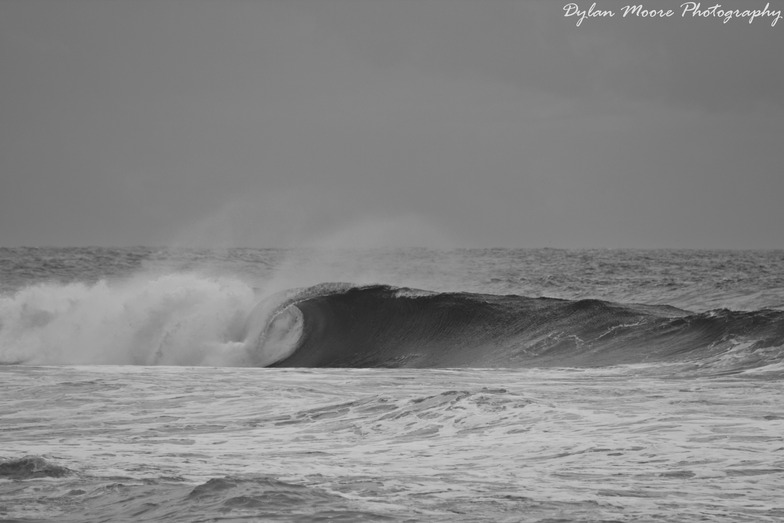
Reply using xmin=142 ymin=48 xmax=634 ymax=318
xmin=260 ymin=283 xmax=784 ymax=371
xmin=1 ymin=247 xmax=783 ymax=521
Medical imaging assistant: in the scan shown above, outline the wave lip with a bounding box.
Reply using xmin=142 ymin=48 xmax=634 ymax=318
xmin=251 ymin=284 xmax=784 ymax=371
xmin=245 ymin=301 xmax=305 ymax=367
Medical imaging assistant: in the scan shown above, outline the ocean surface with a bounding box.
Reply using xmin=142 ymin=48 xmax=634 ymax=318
xmin=1 ymin=247 xmax=783 ymax=522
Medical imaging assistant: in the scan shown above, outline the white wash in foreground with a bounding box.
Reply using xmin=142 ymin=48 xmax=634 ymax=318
xmin=1 ymin=365 xmax=783 ymax=522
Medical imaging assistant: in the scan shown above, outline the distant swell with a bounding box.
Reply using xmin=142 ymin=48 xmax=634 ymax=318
xmin=252 ymin=285 xmax=784 ymax=371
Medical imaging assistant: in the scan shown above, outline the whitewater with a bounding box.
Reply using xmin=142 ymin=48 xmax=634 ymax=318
xmin=1 ymin=247 xmax=783 ymax=521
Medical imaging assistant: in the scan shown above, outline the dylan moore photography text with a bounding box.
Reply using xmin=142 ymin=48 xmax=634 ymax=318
xmin=563 ymin=2 xmax=783 ymax=26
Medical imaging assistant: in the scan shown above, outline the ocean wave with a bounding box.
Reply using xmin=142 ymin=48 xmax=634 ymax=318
xmin=0 ymin=456 xmax=72 ymax=480
xmin=251 ymin=284 xmax=784 ymax=371
xmin=3 ymin=277 xmax=783 ymax=371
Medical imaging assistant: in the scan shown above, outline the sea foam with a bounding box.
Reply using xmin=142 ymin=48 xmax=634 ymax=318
xmin=0 ymin=273 xmax=258 ymax=366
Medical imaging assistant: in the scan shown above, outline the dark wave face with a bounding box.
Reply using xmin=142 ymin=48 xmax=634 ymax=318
xmin=251 ymin=284 xmax=784 ymax=371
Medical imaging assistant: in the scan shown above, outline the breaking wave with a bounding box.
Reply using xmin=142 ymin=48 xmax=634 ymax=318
xmin=0 ymin=273 xmax=258 ymax=366
xmin=251 ymin=284 xmax=784 ymax=373
xmin=3 ymin=277 xmax=784 ymax=373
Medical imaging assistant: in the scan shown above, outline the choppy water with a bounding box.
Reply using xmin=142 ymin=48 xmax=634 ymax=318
xmin=1 ymin=247 xmax=784 ymax=521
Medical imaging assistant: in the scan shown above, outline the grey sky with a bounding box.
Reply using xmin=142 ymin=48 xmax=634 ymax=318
xmin=1 ymin=0 xmax=782 ymax=248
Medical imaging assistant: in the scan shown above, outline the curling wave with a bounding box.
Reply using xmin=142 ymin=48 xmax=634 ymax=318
xmin=249 ymin=284 xmax=784 ymax=371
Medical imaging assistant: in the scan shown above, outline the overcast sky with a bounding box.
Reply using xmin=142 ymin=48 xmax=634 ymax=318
xmin=1 ymin=0 xmax=782 ymax=248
